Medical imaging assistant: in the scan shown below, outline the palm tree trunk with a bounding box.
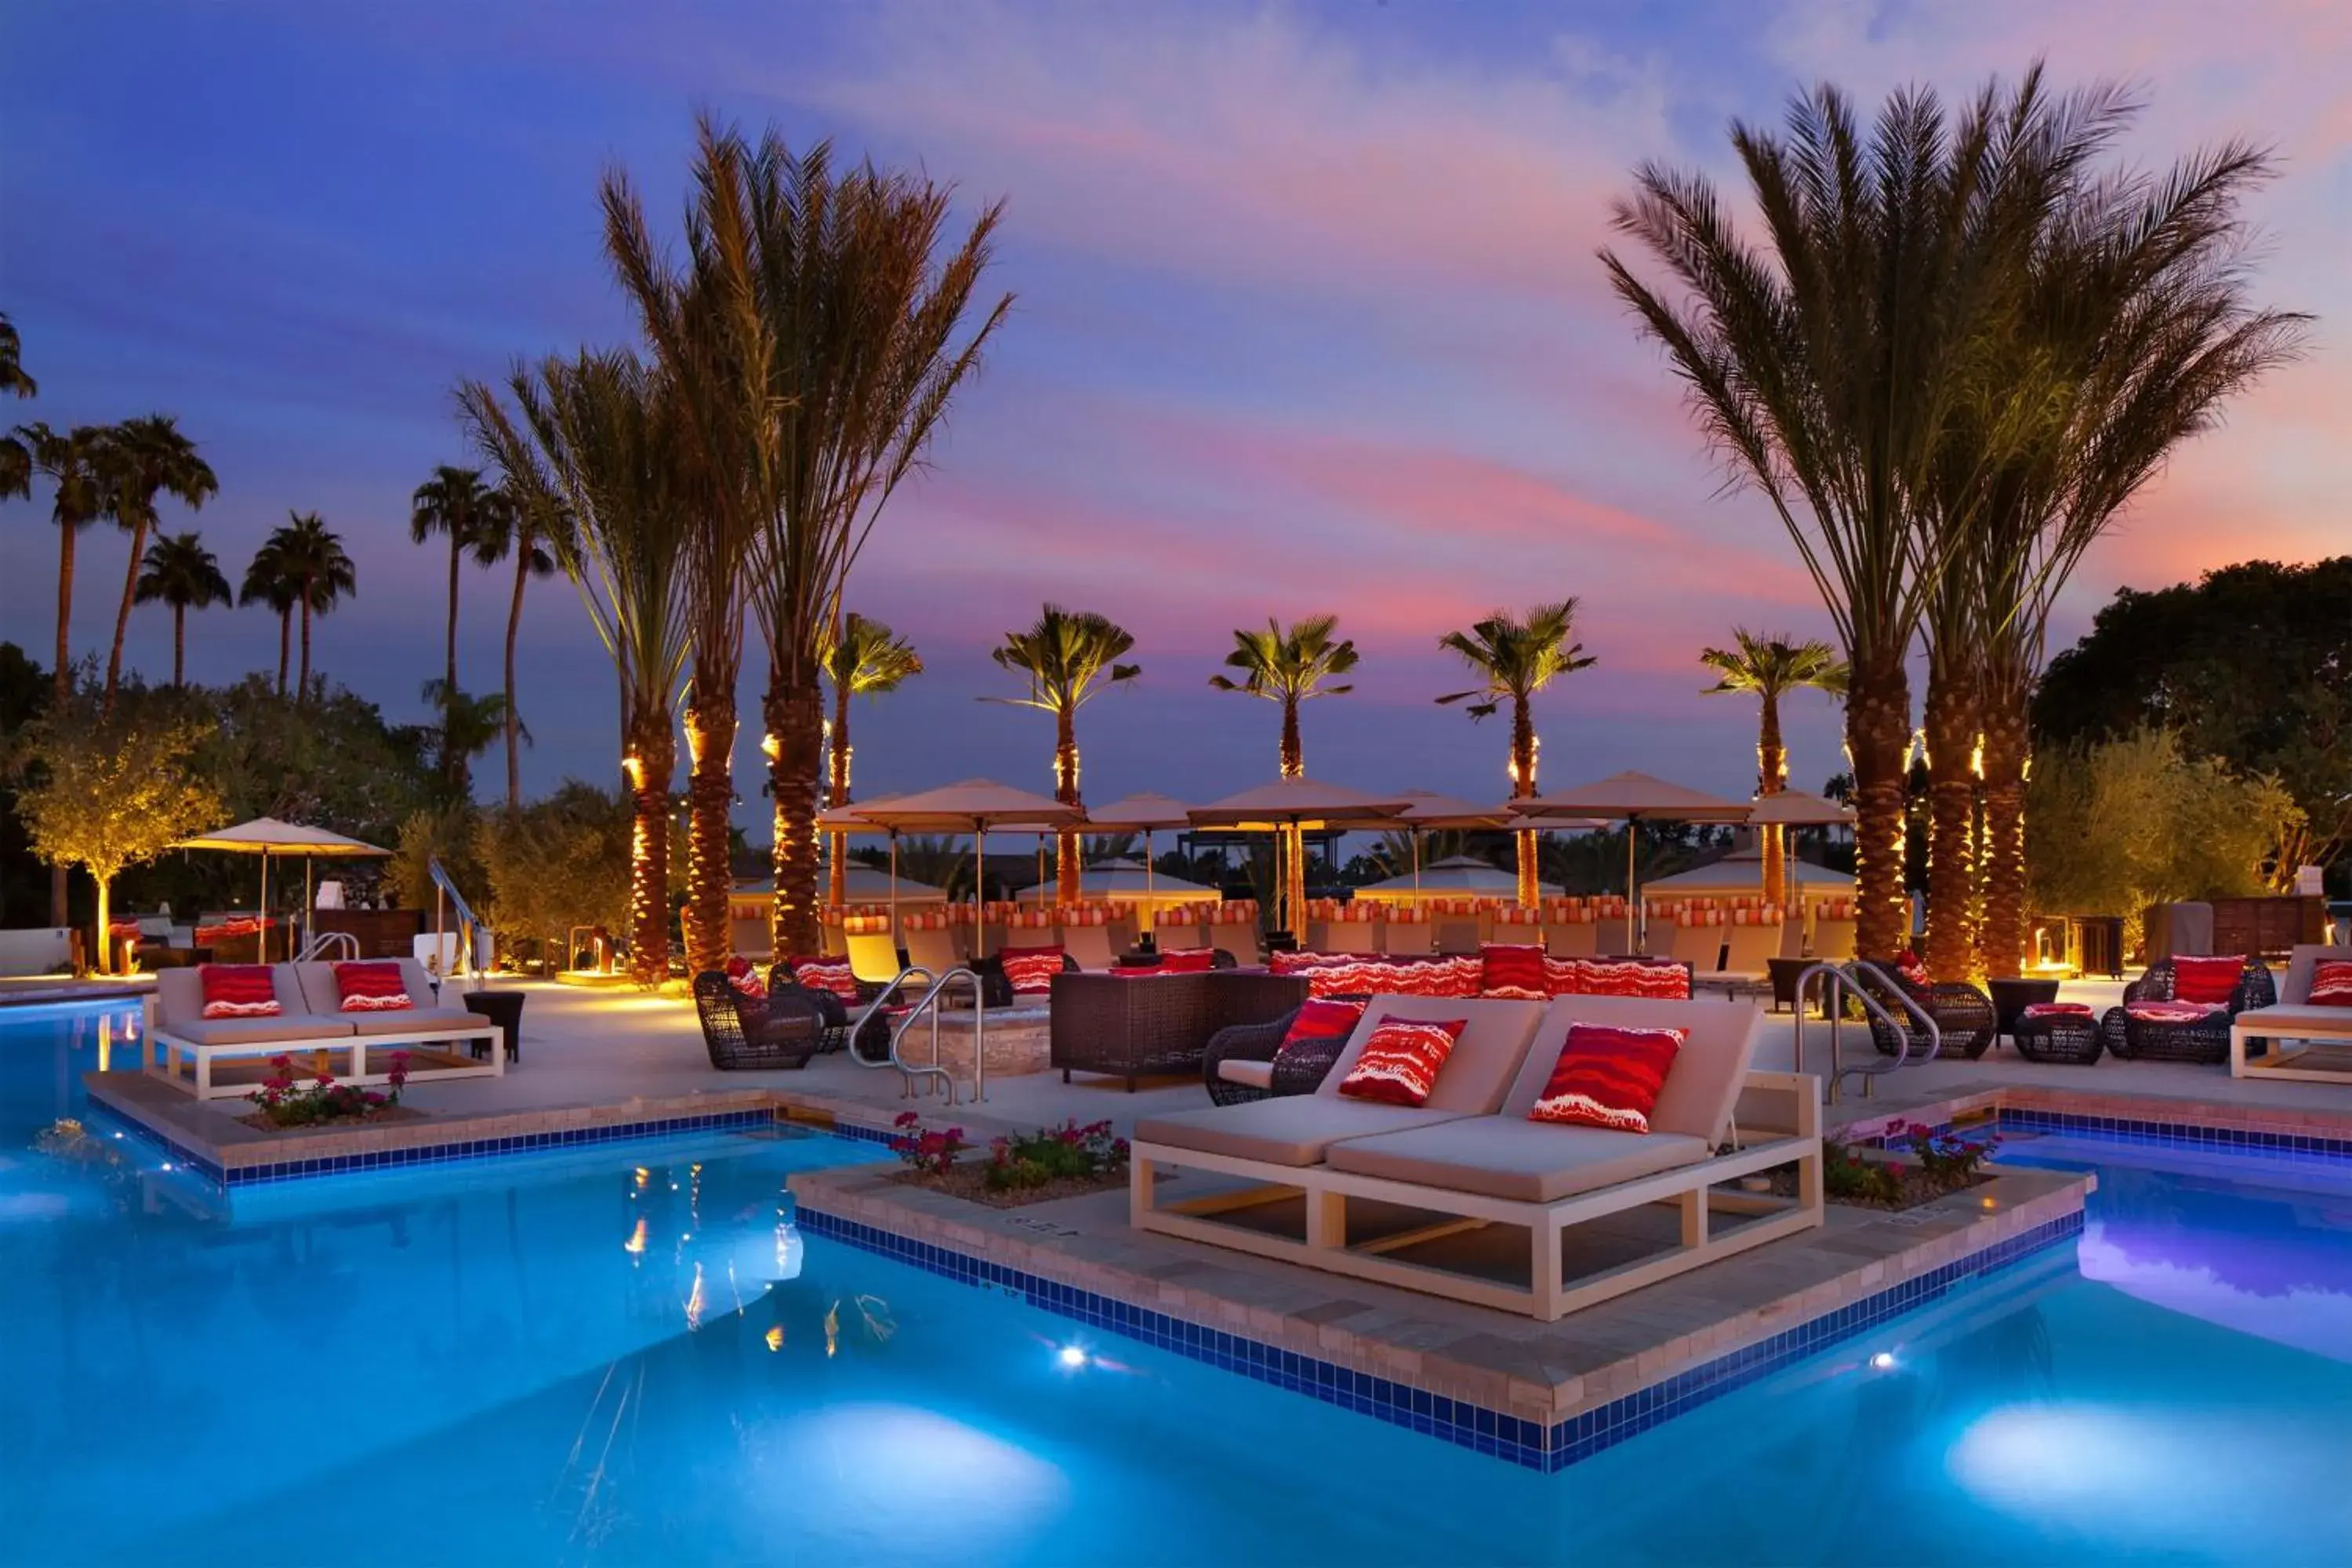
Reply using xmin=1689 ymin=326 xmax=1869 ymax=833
xmin=1759 ymin=691 xmax=1787 ymax=909
xmin=1922 ymin=659 xmax=1979 ymax=980
xmin=1054 ymin=707 xmax=1081 ymax=908
xmin=52 ymin=524 xmax=74 ymax=925
xmin=1511 ymin=695 xmax=1539 ymax=907
xmin=172 ymin=604 xmax=187 ymax=688
xmin=445 ymin=532 xmax=461 ymax=699
xmin=624 ymin=713 xmax=676 ymax=989
xmin=765 ymin=668 xmax=826 ymax=959
xmin=103 ymin=517 xmax=148 ymax=715
xmin=827 ymin=677 xmax=852 ymax=910
xmin=298 ymin=575 xmax=314 ymax=698
xmin=1279 ymin=698 xmax=1302 ymax=779
xmin=504 ymin=536 xmax=528 ymax=813
xmin=1980 ymin=682 xmax=2030 ymax=980
xmin=275 ymin=608 xmax=290 ymax=698
xmin=1847 ymin=658 xmax=1913 ymax=961
xmin=681 ymin=688 xmax=735 ymax=980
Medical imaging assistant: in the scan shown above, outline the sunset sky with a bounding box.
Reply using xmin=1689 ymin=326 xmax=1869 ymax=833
xmin=4 ymin=1 xmax=2344 ymax=829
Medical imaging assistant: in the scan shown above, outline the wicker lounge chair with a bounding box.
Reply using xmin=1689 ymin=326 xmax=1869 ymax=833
xmin=2103 ymin=957 xmax=2275 ymax=1065
xmin=1860 ymin=964 xmax=1998 ymax=1060
xmin=1202 ymin=1004 xmax=1354 ymax=1106
xmin=693 ymin=971 xmax=824 ymax=1069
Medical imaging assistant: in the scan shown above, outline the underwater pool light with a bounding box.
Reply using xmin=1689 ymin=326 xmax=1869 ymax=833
xmin=1057 ymin=1345 xmax=1089 ymax=1370
xmin=1870 ymin=1351 xmax=1897 ymax=1371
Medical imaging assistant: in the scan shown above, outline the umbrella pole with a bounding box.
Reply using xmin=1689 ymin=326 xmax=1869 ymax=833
xmin=974 ymin=826 xmax=988 ymax=958
xmin=1413 ymin=829 xmax=1423 ymax=906
xmin=889 ymin=830 xmax=901 ymax=943
xmin=303 ymin=856 xmax=314 ymax=959
xmin=259 ymin=850 xmax=268 ymax=962
xmin=1625 ymin=819 xmax=1639 ymax=953
xmin=1142 ymin=829 xmax=1155 ymax=941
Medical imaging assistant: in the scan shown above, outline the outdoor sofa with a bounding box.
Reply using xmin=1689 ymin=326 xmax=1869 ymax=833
xmin=146 ymin=959 xmax=500 ymax=1100
xmin=1051 ymin=967 xmax=1306 ymax=1090
xmin=1132 ymin=993 xmax=1822 ymax=1320
xmin=2227 ymin=945 xmax=2352 ymax=1081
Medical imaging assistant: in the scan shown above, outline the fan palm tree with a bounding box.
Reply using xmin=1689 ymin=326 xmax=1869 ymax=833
xmin=419 ymin=679 xmax=523 ymax=805
xmin=461 ymin=348 xmax=693 ymax=988
xmin=0 ymin=312 xmax=33 ymax=399
xmin=1210 ymin=615 xmax=1359 ymax=779
xmin=1602 ymin=76 xmax=2059 ymax=960
xmin=11 ymin=419 xmax=110 ymax=923
xmin=100 ymin=415 xmax=216 ymax=713
xmin=134 ymin=531 xmax=233 ymax=686
xmin=465 ymin=485 xmax=563 ymax=814
xmin=1436 ymin=601 xmax=1597 ymax=906
xmin=1700 ymin=631 xmax=1849 ymax=908
xmin=267 ymin=511 xmax=355 ymax=699
xmin=988 ymin=605 xmax=1138 ymax=906
xmin=606 ymin=119 xmax=1009 ymax=960
xmin=822 ymin=612 xmax=923 ymax=907
xmin=238 ymin=537 xmax=299 ymax=697
xmin=409 ymin=465 xmax=511 ymax=702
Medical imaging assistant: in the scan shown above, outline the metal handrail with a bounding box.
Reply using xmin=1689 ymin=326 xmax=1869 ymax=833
xmin=295 ymin=930 xmax=359 ymax=962
xmin=425 ymin=855 xmax=492 ymax=986
xmin=1791 ymin=959 xmax=1942 ymax=1102
xmin=842 ymin=964 xmax=988 ymax=1106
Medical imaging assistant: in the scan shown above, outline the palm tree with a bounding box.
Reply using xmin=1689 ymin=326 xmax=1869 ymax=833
xmin=409 ymin=465 xmax=511 ymax=702
xmin=1436 ymin=601 xmax=1597 ymax=906
xmin=238 ymin=537 xmax=299 ymax=696
xmin=822 ymin=612 xmax=922 ymax=907
xmin=1210 ymin=615 xmax=1359 ymax=779
xmin=465 ymin=485 xmax=562 ymax=814
xmin=10 ymin=419 xmax=108 ymax=922
xmin=419 ymin=679 xmax=522 ymax=805
xmin=0 ymin=312 xmax=33 ymax=399
xmin=101 ymin=415 xmax=216 ymax=713
xmin=134 ymin=531 xmax=233 ymax=686
xmin=460 ymin=348 xmax=693 ymax=989
xmin=988 ymin=605 xmax=1138 ymax=906
xmin=1700 ymin=631 xmax=1849 ymax=909
xmin=1602 ymin=77 xmax=2053 ymax=961
xmin=268 ymin=511 xmax=356 ymax=698
xmin=604 ymin=119 xmax=1009 ymax=960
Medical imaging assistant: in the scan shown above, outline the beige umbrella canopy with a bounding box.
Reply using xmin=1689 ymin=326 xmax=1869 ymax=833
xmin=1391 ymin=789 xmax=1513 ymax=904
xmin=1743 ymin=789 xmax=1855 ymax=826
xmin=1191 ymin=777 xmax=1412 ymax=935
xmin=851 ymin=782 xmax=1081 ymax=956
xmin=1083 ymin=792 xmax=1194 ymax=913
xmin=1512 ymin=771 xmax=1750 ymax=946
xmin=170 ymin=817 xmax=390 ymax=961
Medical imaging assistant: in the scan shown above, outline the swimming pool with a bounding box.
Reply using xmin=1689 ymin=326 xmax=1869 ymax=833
xmin=4 ymin=1004 xmax=2348 ymax=1565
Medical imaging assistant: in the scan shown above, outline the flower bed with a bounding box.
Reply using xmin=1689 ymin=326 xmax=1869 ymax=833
xmin=886 ymin=1112 xmax=1131 ymax=1210
xmin=236 ymin=1052 xmax=419 ymax=1132
xmin=1776 ymin=1120 xmax=1999 ymax=1211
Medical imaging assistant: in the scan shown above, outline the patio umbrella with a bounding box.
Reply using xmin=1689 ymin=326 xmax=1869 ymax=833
xmin=171 ymin=817 xmax=390 ymax=962
xmin=1190 ymin=778 xmax=1411 ymax=935
xmin=818 ymin=792 xmax=906 ymax=929
xmin=1083 ymin=792 xmax=1194 ymax=913
xmin=1510 ymin=771 xmax=1749 ymax=950
xmin=850 ymin=781 xmax=1080 ymax=959
xmin=1394 ymin=790 xmax=1513 ymax=906
xmin=1742 ymin=789 xmax=1855 ymax=910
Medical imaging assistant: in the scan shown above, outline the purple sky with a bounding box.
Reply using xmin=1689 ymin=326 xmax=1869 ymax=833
xmin=4 ymin=2 xmax=2344 ymax=829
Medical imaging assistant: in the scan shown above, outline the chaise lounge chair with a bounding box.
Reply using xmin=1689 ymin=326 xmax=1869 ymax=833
xmin=693 ymin=971 xmax=825 ymax=1069
xmin=2230 ymin=945 xmax=2352 ymax=1081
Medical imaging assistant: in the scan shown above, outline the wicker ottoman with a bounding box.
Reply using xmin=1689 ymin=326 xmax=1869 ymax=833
xmin=2014 ymin=1011 xmax=2103 ymax=1065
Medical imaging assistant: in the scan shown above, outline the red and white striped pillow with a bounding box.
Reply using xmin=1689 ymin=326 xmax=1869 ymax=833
xmin=997 ymin=945 xmax=1065 ymax=995
xmin=1527 ymin=1023 xmax=1688 ymax=1134
xmin=1574 ymin=958 xmax=1693 ymax=1000
xmin=1336 ymin=1015 xmax=1466 ymax=1106
xmin=786 ymin=957 xmax=860 ymax=1001
xmin=1479 ymin=943 xmax=1552 ymax=1000
xmin=199 ymin=964 xmax=280 ymax=1019
xmin=2307 ymin=960 xmax=2352 ymax=1008
xmin=332 ymin=960 xmax=413 ymax=1012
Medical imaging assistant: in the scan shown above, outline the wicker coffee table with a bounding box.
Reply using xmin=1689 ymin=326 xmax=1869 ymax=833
xmin=2013 ymin=1010 xmax=2103 ymax=1065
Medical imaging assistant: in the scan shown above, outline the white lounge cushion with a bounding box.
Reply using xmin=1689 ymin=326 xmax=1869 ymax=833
xmin=1313 ymin=995 xmax=1545 ymax=1113
xmin=1136 ymin=1096 xmax=1468 ymax=1167
xmin=1326 ymin=1119 xmax=1712 ymax=1203
xmin=341 ymin=1006 xmax=495 ymax=1037
xmin=1215 ymin=1058 xmax=1276 ymax=1090
xmin=2234 ymin=1004 xmax=2352 ymax=1035
xmin=168 ymin=1014 xmax=358 ymax=1047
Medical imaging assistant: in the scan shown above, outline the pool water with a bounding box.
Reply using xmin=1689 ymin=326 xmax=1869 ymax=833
xmin=5 ymin=1004 xmax=2350 ymax=1566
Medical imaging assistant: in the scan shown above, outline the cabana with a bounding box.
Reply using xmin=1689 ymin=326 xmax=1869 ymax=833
xmin=1512 ymin=771 xmax=1751 ymax=953
xmin=170 ymin=818 xmax=391 ymax=963
xmin=1352 ymin=855 xmax=1562 ymax=902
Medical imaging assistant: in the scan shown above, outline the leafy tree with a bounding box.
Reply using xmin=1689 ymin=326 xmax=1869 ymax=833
xmin=821 ymin=612 xmax=921 ymax=907
xmin=385 ymin=803 xmax=485 ymax=938
xmin=100 ymin=415 xmax=216 ymax=713
xmin=1438 ymin=601 xmax=1595 ymax=906
xmin=475 ymin=781 xmax=633 ymax=968
xmin=1210 ymin=614 xmax=1358 ymax=779
xmin=194 ymin=675 xmax=436 ymax=852
xmin=13 ymin=694 xmax=223 ymax=973
xmin=1699 ymin=630 xmax=1847 ymax=907
xmin=2034 ymin=558 xmax=2352 ymax=887
xmin=135 ymin=531 xmax=233 ymax=687
xmin=419 ymin=680 xmax=521 ymax=807
xmin=987 ymin=604 xmax=1138 ymax=905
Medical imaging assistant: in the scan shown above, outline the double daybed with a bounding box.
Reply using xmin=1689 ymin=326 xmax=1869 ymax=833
xmin=2230 ymin=944 xmax=2352 ymax=1082
xmin=1132 ymin=993 xmax=1822 ymax=1320
xmin=145 ymin=959 xmax=503 ymax=1100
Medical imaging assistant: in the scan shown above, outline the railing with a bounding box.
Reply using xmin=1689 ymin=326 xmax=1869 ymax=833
xmin=294 ymin=930 xmax=359 ymax=962
xmin=426 ymin=856 xmax=492 ymax=988
xmin=848 ymin=965 xmax=989 ymax=1105
xmin=1791 ymin=959 xmax=1941 ymax=1102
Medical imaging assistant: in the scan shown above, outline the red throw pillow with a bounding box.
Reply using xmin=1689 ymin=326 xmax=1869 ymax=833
xmin=1269 ymin=949 xmax=1351 ymax=976
xmin=199 ymin=964 xmax=280 ymax=1019
xmin=786 ymin=958 xmax=860 ymax=1001
xmin=2172 ymin=955 xmax=2245 ymax=1005
xmin=1336 ymin=1015 xmax=1467 ymax=1107
xmin=1526 ymin=1023 xmax=1688 ymax=1133
xmin=2308 ymin=960 xmax=2352 ymax=1008
xmin=1479 ymin=943 xmax=1549 ymax=1001
xmin=2125 ymin=1000 xmax=2224 ymax=1025
xmin=1157 ymin=947 xmax=1217 ymax=974
xmin=1281 ymin=997 xmax=1366 ymax=1049
xmin=332 ymin=960 xmax=413 ymax=1013
xmin=1578 ymin=958 xmax=1691 ymax=1000
xmin=998 ymin=945 xmax=1065 ymax=995
xmin=2020 ymin=1001 xmax=2094 ymax=1019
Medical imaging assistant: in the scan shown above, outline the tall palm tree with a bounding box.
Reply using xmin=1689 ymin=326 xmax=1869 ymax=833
xmin=1436 ymin=601 xmax=1598 ymax=906
xmin=1210 ymin=615 xmax=1359 ymax=779
xmin=409 ymin=465 xmax=511 ymax=702
xmin=1699 ymin=631 xmax=1849 ymax=908
xmin=988 ymin=605 xmax=1138 ymax=906
xmin=238 ymin=536 xmax=299 ymax=696
xmin=461 ymin=348 xmax=694 ymax=989
xmin=466 ymin=485 xmax=563 ymax=814
xmin=101 ymin=415 xmax=216 ymax=713
xmin=1602 ymin=76 xmax=2056 ymax=960
xmin=607 ymin=120 xmax=1009 ymax=960
xmin=822 ymin=612 xmax=922 ymax=908
xmin=0 ymin=312 xmax=34 ymax=399
xmin=267 ymin=511 xmax=356 ymax=698
xmin=134 ymin=531 xmax=233 ymax=686
xmin=10 ymin=418 xmax=107 ymax=923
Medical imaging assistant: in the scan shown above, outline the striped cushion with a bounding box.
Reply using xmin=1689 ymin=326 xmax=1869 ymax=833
xmin=2171 ymin=955 xmax=2244 ymax=1005
xmin=1479 ymin=943 xmax=1551 ymax=1001
xmin=2125 ymin=1000 xmax=2224 ymax=1025
xmin=1527 ymin=1023 xmax=1688 ymax=1134
xmin=1337 ymin=1016 xmax=1466 ymax=1107
xmin=1300 ymin=956 xmax=1480 ymax=1000
xmin=2020 ymin=1002 xmax=2094 ymax=1019
xmin=998 ymin=946 xmax=1065 ymax=995
xmin=332 ymin=960 xmax=412 ymax=1013
xmin=1155 ymin=947 xmax=1217 ymax=974
xmin=1574 ymin=958 xmax=1692 ymax=1000
xmin=2309 ymin=960 xmax=2352 ymax=1008
xmin=786 ymin=957 xmax=860 ymax=1001
xmin=198 ymin=964 xmax=280 ymax=1019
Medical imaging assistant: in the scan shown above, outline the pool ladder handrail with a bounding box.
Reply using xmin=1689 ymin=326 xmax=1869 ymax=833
xmin=1791 ymin=959 xmax=1941 ymax=1102
xmin=294 ymin=930 xmax=360 ymax=962
xmin=853 ymin=965 xmax=989 ymax=1106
